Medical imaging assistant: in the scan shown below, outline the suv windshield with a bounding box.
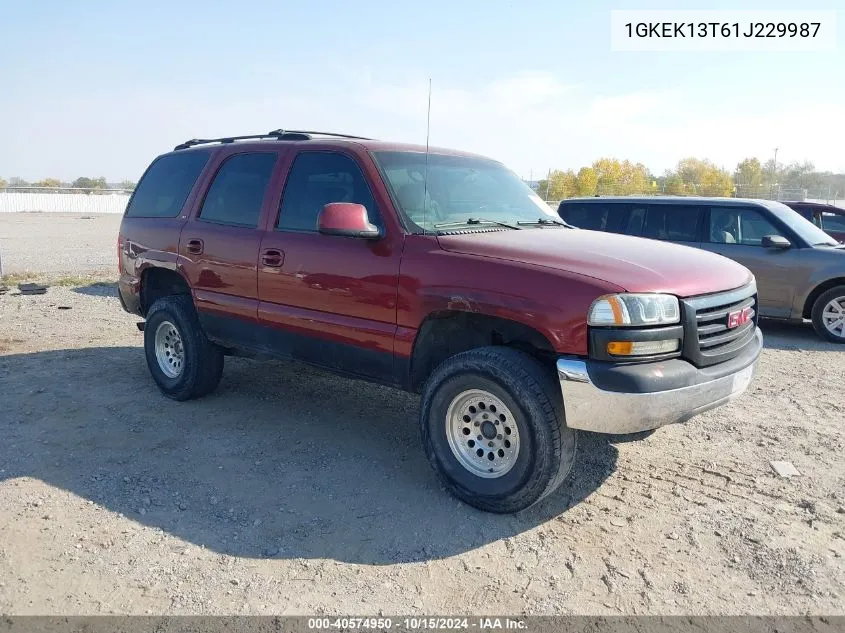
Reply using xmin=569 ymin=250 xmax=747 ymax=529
xmin=374 ymin=151 xmax=557 ymax=231
xmin=764 ymin=201 xmax=838 ymax=246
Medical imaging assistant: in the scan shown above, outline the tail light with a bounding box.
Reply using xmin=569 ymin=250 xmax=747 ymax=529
xmin=117 ymin=234 xmax=123 ymax=272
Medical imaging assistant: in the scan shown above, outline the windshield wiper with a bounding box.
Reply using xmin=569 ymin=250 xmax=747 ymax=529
xmin=517 ymin=217 xmax=570 ymax=227
xmin=434 ymin=217 xmax=521 ymax=230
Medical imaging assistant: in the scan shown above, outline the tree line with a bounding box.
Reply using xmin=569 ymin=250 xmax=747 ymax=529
xmin=0 ymin=176 xmax=136 ymax=193
xmin=3 ymin=157 xmax=844 ymax=201
xmin=535 ymin=156 xmax=845 ymax=200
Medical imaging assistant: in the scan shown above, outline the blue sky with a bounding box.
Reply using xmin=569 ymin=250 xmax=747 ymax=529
xmin=2 ymin=0 xmax=843 ymax=181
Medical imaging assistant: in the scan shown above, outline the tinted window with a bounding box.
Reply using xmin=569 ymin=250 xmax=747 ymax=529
xmin=642 ymin=205 xmax=702 ymax=242
xmin=791 ymin=205 xmax=814 ymax=220
xmin=763 ymin=201 xmax=837 ymax=246
xmin=624 ymin=205 xmax=646 ymax=235
xmin=199 ymin=153 xmax=276 ymax=227
xmin=708 ymin=207 xmax=784 ymax=246
xmin=125 ymin=150 xmax=210 ymax=218
xmin=561 ymin=202 xmax=628 ymax=233
xmin=822 ymin=212 xmax=845 ymax=231
xmin=278 ymin=152 xmax=379 ymax=232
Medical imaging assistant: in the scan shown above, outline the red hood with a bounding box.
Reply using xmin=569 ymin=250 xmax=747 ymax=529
xmin=436 ymin=228 xmax=753 ymax=298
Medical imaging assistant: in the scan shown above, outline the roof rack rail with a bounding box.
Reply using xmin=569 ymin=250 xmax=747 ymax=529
xmin=266 ymin=129 xmax=372 ymax=140
xmin=173 ymin=129 xmax=372 ymax=151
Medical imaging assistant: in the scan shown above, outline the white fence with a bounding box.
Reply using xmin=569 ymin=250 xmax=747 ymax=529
xmin=0 ymin=190 xmax=131 ymax=214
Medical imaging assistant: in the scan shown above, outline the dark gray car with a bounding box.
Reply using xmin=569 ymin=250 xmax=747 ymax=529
xmin=558 ymin=197 xmax=845 ymax=343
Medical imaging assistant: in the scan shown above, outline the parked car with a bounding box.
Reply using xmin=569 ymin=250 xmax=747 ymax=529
xmin=782 ymin=200 xmax=845 ymax=243
xmin=118 ymin=131 xmax=762 ymax=513
xmin=558 ymin=197 xmax=845 ymax=343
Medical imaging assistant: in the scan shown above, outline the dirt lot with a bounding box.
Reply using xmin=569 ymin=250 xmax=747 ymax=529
xmin=0 ymin=212 xmax=120 ymax=275
xmin=0 ymin=213 xmax=843 ymax=615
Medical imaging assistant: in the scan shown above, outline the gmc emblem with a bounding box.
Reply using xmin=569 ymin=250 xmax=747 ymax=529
xmin=727 ymin=306 xmax=753 ymax=329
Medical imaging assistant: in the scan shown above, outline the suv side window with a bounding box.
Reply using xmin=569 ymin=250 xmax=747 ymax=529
xmin=199 ymin=153 xmax=277 ymax=228
xmin=708 ymin=206 xmax=784 ymax=246
xmin=125 ymin=150 xmax=211 ymax=218
xmin=277 ymin=152 xmax=380 ymax=232
xmin=822 ymin=212 xmax=845 ymax=231
xmin=791 ymin=205 xmax=822 ymax=227
xmin=625 ymin=205 xmax=646 ymax=235
xmin=561 ymin=202 xmax=629 ymax=233
xmin=642 ymin=205 xmax=702 ymax=242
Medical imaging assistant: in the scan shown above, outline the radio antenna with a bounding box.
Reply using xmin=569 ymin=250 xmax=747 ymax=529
xmin=422 ymin=78 xmax=432 ymax=234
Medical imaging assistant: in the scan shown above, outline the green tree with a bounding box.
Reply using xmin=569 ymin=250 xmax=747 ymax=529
xmin=662 ymin=172 xmax=686 ymax=195
xmin=592 ymin=158 xmax=651 ymax=195
xmin=735 ymin=157 xmax=764 ymax=197
xmin=72 ymin=176 xmax=107 ymax=193
xmin=735 ymin=157 xmax=763 ymax=187
xmin=0 ymin=177 xmax=7 ymax=191
xmin=34 ymin=178 xmax=62 ymax=188
xmin=119 ymin=179 xmax=137 ymax=191
xmin=781 ymin=161 xmax=824 ymax=190
xmin=592 ymin=158 xmax=623 ymax=194
xmin=761 ymin=159 xmax=784 ymax=187
xmin=538 ymin=169 xmax=578 ymax=200
xmin=673 ymin=158 xmax=733 ymax=197
xmin=576 ymin=167 xmax=597 ymax=196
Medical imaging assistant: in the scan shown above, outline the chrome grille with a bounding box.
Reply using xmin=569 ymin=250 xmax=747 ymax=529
xmin=681 ymin=282 xmax=758 ymax=367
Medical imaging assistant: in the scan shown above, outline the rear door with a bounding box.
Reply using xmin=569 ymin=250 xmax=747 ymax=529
xmin=178 ymin=150 xmax=280 ymax=346
xmin=698 ymin=205 xmax=808 ymax=317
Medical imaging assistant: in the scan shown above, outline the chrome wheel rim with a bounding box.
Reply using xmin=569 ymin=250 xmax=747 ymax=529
xmin=154 ymin=320 xmax=185 ymax=378
xmin=822 ymin=296 xmax=845 ymax=337
xmin=445 ymin=389 xmax=520 ymax=479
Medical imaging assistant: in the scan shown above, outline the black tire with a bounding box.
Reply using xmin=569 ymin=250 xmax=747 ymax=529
xmin=143 ymin=295 xmax=224 ymax=400
xmin=420 ymin=346 xmax=577 ymax=513
xmin=811 ymin=285 xmax=845 ymax=344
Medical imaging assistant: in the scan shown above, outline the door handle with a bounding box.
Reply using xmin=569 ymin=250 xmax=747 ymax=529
xmin=186 ymin=238 xmax=204 ymax=255
xmin=261 ymin=248 xmax=284 ymax=267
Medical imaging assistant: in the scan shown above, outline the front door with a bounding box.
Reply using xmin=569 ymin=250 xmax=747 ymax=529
xmin=256 ymin=150 xmax=403 ymax=382
xmin=698 ymin=205 xmax=807 ymax=318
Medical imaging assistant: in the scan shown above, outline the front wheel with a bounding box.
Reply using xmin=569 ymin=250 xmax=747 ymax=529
xmin=811 ymin=285 xmax=845 ymax=343
xmin=420 ymin=347 xmax=577 ymax=513
xmin=144 ymin=295 xmax=224 ymax=400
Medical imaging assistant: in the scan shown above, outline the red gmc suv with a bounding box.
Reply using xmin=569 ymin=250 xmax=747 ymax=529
xmin=117 ymin=130 xmax=763 ymax=513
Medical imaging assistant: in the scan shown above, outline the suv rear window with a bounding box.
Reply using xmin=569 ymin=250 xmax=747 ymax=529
xmin=125 ymin=150 xmax=211 ymax=218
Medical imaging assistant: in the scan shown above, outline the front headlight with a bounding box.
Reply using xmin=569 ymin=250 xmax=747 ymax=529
xmin=588 ymin=293 xmax=680 ymax=327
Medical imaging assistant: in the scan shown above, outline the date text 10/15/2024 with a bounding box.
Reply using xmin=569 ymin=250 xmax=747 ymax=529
xmin=307 ymin=617 xmax=527 ymax=630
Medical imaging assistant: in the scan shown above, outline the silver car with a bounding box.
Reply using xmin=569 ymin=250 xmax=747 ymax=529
xmin=558 ymin=196 xmax=845 ymax=343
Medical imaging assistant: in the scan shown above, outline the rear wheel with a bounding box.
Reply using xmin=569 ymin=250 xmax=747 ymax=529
xmin=420 ymin=346 xmax=577 ymax=513
xmin=811 ymin=285 xmax=845 ymax=343
xmin=144 ymin=295 xmax=224 ymax=400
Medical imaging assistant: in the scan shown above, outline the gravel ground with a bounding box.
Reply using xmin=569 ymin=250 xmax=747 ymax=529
xmin=0 ymin=213 xmax=843 ymax=615
xmin=0 ymin=212 xmax=120 ymax=275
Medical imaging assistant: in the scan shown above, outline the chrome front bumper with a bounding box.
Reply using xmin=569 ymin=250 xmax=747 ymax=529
xmin=556 ymin=330 xmax=761 ymax=434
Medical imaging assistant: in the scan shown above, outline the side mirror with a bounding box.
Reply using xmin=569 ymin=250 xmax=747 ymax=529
xmin=761 ymin=234 xmax=791 ymax=249
xmin=317 ymin=203 xmax=380 ymax=240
